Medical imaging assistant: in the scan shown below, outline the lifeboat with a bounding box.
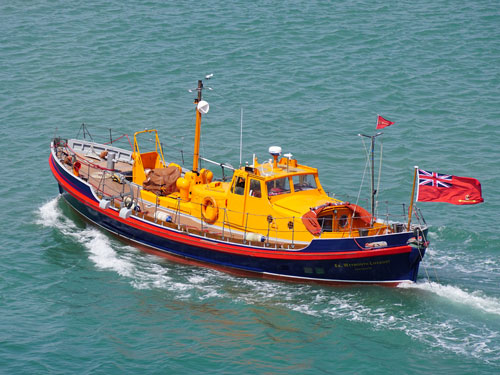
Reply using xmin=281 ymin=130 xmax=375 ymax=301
xmin=49 ymin=78 xmax=428 ymax=285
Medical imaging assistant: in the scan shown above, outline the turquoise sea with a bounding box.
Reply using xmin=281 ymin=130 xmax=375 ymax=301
xmin=1 ymin=1 xmax=499 ymax=373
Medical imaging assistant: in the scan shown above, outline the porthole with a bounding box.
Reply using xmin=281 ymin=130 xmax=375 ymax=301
xmin=315 ymin=267 xmax=325 ymax=275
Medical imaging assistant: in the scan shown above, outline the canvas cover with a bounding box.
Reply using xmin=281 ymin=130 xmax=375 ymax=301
xmin=301 ymin=202 xmax=372 ymax=235
xmin=301 ymin=202 xmax=334 ymax=236
xmin=143 ymin=166 xmax=180 ymax=196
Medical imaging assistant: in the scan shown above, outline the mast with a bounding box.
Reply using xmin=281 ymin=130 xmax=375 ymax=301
xmin=239 ymin=107 xmax=243 ymax=167
xmin=192 ymin=80 xmax=203 ymax=173
xmin=359 ymin=132 xmax=383 ymax=226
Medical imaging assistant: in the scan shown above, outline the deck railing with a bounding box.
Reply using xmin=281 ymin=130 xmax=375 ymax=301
xmin=56 ymin=140 xmax=425 ymax=250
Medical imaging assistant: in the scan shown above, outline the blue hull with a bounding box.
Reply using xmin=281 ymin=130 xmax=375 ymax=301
xmin=50 ymin=153 xmax=427 ymax=285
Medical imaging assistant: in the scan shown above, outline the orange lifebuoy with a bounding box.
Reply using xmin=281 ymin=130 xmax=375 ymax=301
xmin=201 ymin=196 xmax=218 ymax=224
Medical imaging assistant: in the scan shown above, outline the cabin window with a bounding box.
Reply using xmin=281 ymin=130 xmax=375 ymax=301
xmin=292 ymin=174 xmax=317 ymax=192
xmin=231 ymin=176 xmax=246 ymax=195
xmin=267 ymin=177 xmax=291 ymax=197
xmin=249 ymin=179 xmax=262 ymax=198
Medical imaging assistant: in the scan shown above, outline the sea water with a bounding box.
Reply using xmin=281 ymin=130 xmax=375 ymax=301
xmin=1 ymin=1 xmax=499 ymax=374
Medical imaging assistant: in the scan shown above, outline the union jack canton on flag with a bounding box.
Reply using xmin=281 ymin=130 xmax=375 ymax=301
xmin=418 ymin=169 xmax=452 ymax=188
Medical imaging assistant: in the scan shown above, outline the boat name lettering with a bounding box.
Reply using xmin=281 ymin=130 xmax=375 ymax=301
xmin=334 ymin=259 xmax=390 ymax=268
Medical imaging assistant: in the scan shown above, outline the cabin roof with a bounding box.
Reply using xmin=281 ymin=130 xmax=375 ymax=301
xmin=241 ymin=160 xmax=318 ymax=181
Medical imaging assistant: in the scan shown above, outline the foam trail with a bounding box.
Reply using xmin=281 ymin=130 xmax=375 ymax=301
xmin=36 ymin=197 xmax=133 ymax=277
xmin=83 ymin=228 xmax=134 ymax=277
xmin=37 ymin=199 xmax=233 ymax=296
xmin=400 ymin=281 xmax=500 ymax=316
xmin=37 ymin=197 xmax=70 ymax=229
xmin=37 ymin=198 xmax=194 ymax=292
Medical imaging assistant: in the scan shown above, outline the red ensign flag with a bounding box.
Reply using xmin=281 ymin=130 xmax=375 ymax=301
xmin=376 ymin=115 xmax=394 ymax=129
xmin=417 ymin=169 xmax=484 ymax=205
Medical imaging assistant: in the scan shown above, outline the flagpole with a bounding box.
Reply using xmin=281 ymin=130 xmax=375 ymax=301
xmin=407 ymin=166 xmax=418 ymax=230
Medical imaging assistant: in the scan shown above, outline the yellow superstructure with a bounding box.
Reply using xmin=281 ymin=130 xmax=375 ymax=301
xmin=131 ymin=79 xmax=391 ymax=243
xmin=133 ymin=135 xmax=390 ymax=242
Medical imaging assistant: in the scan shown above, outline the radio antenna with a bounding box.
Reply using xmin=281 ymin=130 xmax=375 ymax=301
xmin=239 ymin=107 xmax=243 ymax=167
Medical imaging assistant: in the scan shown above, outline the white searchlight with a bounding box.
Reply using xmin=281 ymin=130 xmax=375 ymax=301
xmin=197 ymin=100 xmax=210 ymax=114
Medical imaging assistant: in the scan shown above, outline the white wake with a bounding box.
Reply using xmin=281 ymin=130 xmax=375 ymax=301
xmin=37 ymin=197 xmax=134 ymax=277
xmin=399 ymin=281 xmax=500 ymax=316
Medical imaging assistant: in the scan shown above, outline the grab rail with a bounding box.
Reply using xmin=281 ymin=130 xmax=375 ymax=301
xmin=55 ymin=141 xmax=423 ymax=249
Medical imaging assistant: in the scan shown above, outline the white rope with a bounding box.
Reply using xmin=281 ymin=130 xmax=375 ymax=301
xmin=350 ymin=137 xmax=370 ymax=237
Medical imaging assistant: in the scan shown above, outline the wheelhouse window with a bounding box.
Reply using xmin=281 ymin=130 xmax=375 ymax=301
xmin=267 ymin=177 xmax=291 ymax=197
xmin=292 ymin=174 xmax=317 ymax=192
xmin=249 ymin=179 xmax=262 ymax=198
xmin=231 ymin=176 xmax=246 ymax=195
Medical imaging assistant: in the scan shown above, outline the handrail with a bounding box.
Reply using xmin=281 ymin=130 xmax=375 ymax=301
xmin=57 ymin=143 xmax=420 ymax=243
xmin=133 ymin=129 xmax=167 ymax=168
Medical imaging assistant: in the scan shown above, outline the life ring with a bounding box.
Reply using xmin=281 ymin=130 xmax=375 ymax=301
xmin=201 ymin=196 xmax=218 ymax=224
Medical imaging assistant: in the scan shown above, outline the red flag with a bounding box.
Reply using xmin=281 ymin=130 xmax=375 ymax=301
xmin=376 ymin=115 xmax=394 ymax=129
xmin=417 ymin=169 xmax=483 ymax=205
